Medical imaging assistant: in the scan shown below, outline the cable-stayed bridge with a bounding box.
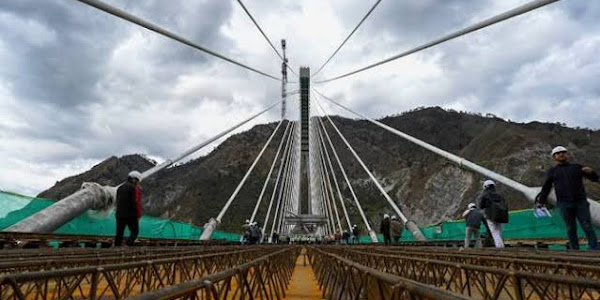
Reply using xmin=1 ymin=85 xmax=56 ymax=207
xmin=1 ymin=0 xmax=600 ymax=299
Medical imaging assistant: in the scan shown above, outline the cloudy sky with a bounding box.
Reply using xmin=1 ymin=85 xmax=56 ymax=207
xmin=0 ymin=0 xmax=598 ymax=196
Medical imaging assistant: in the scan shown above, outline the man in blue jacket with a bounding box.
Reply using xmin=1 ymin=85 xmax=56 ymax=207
xmin=538 ymin=146 xmax=599 ymax=250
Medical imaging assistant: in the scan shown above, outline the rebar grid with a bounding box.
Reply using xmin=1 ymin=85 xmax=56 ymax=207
xmin=375 ymin=246 xmax=600 ymax=263
xmin=0 ymin=245 xmax=245 ymax=262
xmin=0 ymin=247 xmax=280 ymax=299
xmin=307 ymin=246 xmax=472 ymax=300
xmin=0 ymin=247 xmax=250 ymax=274
xmin=0 ymin=232 xmax=216 ymax=250
xmin=361 ymin=247 xmax=600 ymax=279
xmin=124 ymin=246 xmax=300 ymax=300
xmin=323 ymin=246 xmax=600 ymax=300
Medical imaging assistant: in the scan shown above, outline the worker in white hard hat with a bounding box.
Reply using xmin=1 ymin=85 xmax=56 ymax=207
xmin=478 ymin=179 xmax=508 ymax=248
xmin=380 ymin=214 xmax=392 ymax=245
xmin=390 ymin=216 xmax=403 ymax=244
xmin=537 ymin=146 xmax=599 ymax=250
xmin=351 ymin=225 xmax=360 ymax=244
xmin=241 ymin=219 xmax=251 ymax=245
xmin=462 ymin=203 xmax=483 ymax=248
xmin=114 ymin=170 xmax=143 ymax=246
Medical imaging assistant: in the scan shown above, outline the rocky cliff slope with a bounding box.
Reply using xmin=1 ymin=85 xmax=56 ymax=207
xmin=39 ymin=107 xmax=600 ymax=232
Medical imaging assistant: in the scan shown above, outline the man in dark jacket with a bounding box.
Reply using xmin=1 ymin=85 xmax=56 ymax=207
xmin=462 ymin=203 xmax=483 ymax=248
xmin=478 ymin=180 xmax=508 ymax=248
xmin=115 ymin=170 xmax=142 ymax=246
xmin=352 ymin=225 xmax=360 ymax=244
xmin=390 ymin=216 xmax=403 ymax=244
xmin=380 ymin=214 xmax=391 ymax=245
xmin=538 ymin=146 xmax=599 ymax=250
xmin=342 ymin=230 xmax=350 ymax=244
xmin=241 ymin=219 xmax=251 ymax=244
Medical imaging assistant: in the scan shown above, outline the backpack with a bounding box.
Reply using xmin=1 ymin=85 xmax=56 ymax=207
xmin=250 ymin=226 xmax=261 ymax=239
xmin=488 ymin=192 xmax=509 ymax=223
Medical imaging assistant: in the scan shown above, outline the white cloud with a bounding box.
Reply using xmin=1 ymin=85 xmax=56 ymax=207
xmin=0 ymin=0 xmax=598 ymax=196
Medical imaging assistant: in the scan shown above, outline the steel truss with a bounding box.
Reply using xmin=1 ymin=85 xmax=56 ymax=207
xmin=0 ymin=247 xmax=251 ymax=274
xmin=326 ymin=247 xmax=600 ymax=300
xmin=307 ymin=246 xmax=471 ymax=300
xmin=0 ymin=247 xmax=278 ymax=299
xmin=125 ymin=246 xmax=300 ymax=300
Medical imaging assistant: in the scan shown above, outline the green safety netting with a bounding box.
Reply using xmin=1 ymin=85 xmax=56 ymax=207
xmin=357 ymin=208 xmax=600 ymax=248
xmin=0 ymin=190 xmax=240 ymax=242
xmin=3 ymin=190 xmax=599 ymax=247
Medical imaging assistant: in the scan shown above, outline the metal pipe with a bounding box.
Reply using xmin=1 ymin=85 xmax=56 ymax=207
xmin=318 ymin=90 xmax=600 ymax=227
xmin=317 ymin=115 xmax=378 ymax=242
xmin=317 ymin=122 xmax=353 ymax=231
xmin=314 ymin=96 xmax=426 ymax=241
xmin=263 ymin=122 xmax=295 ymax=239
xmin=6 ymin=102 xmax=281 ymax=233
xmin=201 ymin=120 xmax=284 ymax=240
xmin=314 ymin=119 xmax=342 ymax=232
xmin=4 ymin=183 xmax=114 ymax=233
xmin=316 ymin=122 xmax=343 ymax=233
xmin=142 ymin=101 xmax=282 ymax=180
xmin=270 ymin=122 xmax=297 ymax=238
xmin=250 ymin=122 xmax=291 ymax=223
xmin=278 ymin=134 xmax=299 ymax=233
xmin=315 ymin=0 xmax=562 ymax=83
xmin=311 ymin=119 xmax=335 ymax=233
xmin=73 ymin=0 xmax=280 ymax=81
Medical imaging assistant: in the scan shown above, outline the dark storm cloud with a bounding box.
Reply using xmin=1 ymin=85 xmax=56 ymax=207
xmin=1 ymin=0 xmax=599 ymax=195
xmin=0 ymin=0 xmax=237 ymax=163
xmin=0 ymin=1 xmax=119 ymax=108
xmin=318 ymin=1 xmax=600 ymax=130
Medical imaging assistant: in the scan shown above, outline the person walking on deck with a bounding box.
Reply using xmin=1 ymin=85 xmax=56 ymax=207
xmin=462 ymin=203 xmax=483 ymax=248
xmin=352 ymin=225 xmax=360 ymax=244
xmin=478 ymin=180 xmax=508 ymax=248
xmin=390 ymin=215 xmax=403 ymax=244
xmin=380 ymin=214 xmax=392 ymax=245
xmin=242 ymin=219 xmax=251 ymax=244
xmin=115 ymin=170 xmax=142 ymax=246
xmin=537 ymin=146 xmax=599 ymax=250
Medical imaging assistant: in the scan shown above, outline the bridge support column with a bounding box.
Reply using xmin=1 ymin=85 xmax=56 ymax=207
xmin=5 ymin=183 xmax=116 ymax=233
xmin=200 ymin=218 xmax=218 ymax=241
xmin=368 ymin=230 xmax=378 ymax=243
xmin=405 ymin=220 xmax=426 ymax=241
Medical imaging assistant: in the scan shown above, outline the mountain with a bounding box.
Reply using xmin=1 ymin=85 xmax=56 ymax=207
xmin=38 ymin=107 xmax=600 ymax=233
xmin=38 ymin=155 xmax=156 ymax=200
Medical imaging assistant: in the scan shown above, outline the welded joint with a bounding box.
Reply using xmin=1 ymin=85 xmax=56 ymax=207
xmin=82 ymin=182 xmax=117 ymax=211
xmin=200 ymin=218 xmax=219 ymax=240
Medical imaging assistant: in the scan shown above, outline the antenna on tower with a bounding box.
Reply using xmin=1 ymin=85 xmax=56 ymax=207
xmin=281 ymin=39 xmax=288 ymax=119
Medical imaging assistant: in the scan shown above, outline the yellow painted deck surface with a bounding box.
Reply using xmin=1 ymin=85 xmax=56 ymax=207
xmin=285 ymin=249 xmax=323 ymax=300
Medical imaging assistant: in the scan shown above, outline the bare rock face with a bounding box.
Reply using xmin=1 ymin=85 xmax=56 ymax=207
xmin=412 ymin=165 xmax=473 ymax=225
xmin=39 ymin=108 xmax=600 ymax=232
xmin=38 ymin=155 xmax=155 ymax=200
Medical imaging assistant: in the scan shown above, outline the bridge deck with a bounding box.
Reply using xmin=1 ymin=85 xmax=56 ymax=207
xmin=1 ymin=241 xmax=599 ymax=300
xmin=286 ymin=248 xmax=322 ymax=300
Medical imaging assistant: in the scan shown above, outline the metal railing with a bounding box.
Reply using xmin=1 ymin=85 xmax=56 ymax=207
xmin=373 ymin=246 xmax=600 ymax=264
xmin=0 ymin=247 xmax=250 ymax=274
xmin=330 ymin=247 xmax=600 ymax=300
xmin=307 ymin=246 xmax=472 ymax=300
xmin=0 ymin=247 xmax=277 ymax=299
xmin=124 ymin=246 xmax=300 ymax=300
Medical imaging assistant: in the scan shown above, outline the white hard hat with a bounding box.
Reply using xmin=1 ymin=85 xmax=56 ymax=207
xmin=391 ymin=215 xmax=397 ymax=220
xmin=353 ymin=224 xmax=357 ymax=227
xmin=483 ymin=179 xmax=495 ymax=188
xmin=551 ymin=146 xmax=568 ymax=156
xmin=383 ymin=214 xmax=389 ymax=219
xmin=128 ymin=170 xmax=142 ymax=181
xmin=468 ymin=203 xmax=476 ymax=209
xmin=245 ymin=219 xmax=250 ymax=223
